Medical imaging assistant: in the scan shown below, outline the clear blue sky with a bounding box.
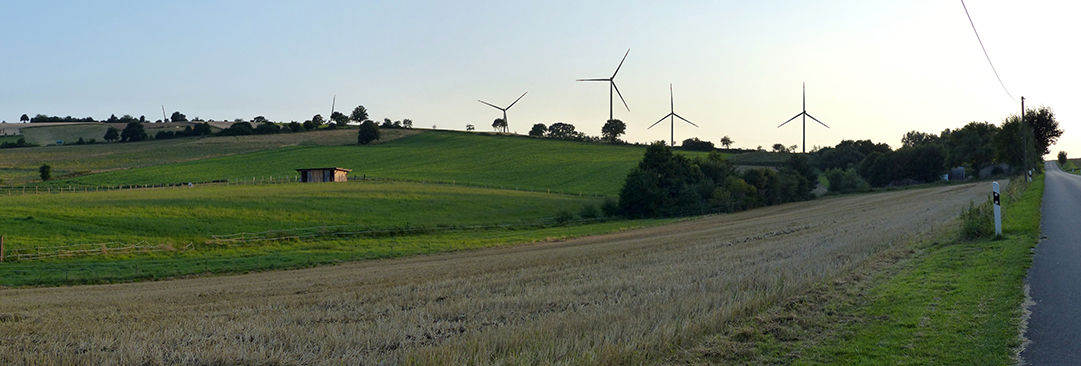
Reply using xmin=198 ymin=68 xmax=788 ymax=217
xmin=1 ymin=1 xmax=1076 ymax=156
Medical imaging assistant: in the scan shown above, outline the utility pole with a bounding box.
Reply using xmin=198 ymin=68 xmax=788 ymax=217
xmin=1021 ymin=96 xmax=1028 ymax=175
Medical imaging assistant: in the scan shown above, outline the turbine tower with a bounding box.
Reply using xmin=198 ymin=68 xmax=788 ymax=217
xmin=577 ymin=49 xmax=630 ymax=122
xmin=648 ymin=84 xmax=698 ymax=147
xmin=478 ymin=91 xmax=527 ymax=133
xmin=777 ymin=82 xmax=829 ymax=153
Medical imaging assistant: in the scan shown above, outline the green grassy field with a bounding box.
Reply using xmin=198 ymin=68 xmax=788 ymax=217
xmin=0 ymin=135 xmax=23 ymax=144
xmin=45 ymin=131 xmax=712 ymax=196
xmin=0 ymin=128 xmax=411 ymax=185
xmin=21 ymin=124 xmax=110 ymax=145
xmin=0 ymin=180 xmax=598 ymax=249
xmin=0 ymin=180 xmax=682 ymax=286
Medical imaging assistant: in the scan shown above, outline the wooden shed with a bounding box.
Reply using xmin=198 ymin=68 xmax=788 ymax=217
xmin=296 ymin=167 xmax=352 ymax=183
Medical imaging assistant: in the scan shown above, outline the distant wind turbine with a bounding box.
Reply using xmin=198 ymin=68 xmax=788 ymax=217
xmin=648 ymin=84 xmax=698 ymax=147
xmin=777 ymin=83 xmax=829 ymax=153
xmin=577 ymin=49 xmax=630 ymax=122
xmin=478 ymin=91 xmax=527 ymax=133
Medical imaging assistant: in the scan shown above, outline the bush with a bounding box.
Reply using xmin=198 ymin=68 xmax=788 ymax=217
xmin=579 ymin=204 xmax=599 ymax=219
xmin=39 ymin=163 xmax=51 ymax=181
xmin=554 ymin=209 xmax=576 ymax=225
xmin=825 ymin=168 xmax=870 ymax=194
xmin=601 ymin=197 xmax=620 ymax=217
xmin=357 ymin=120 xmax=380 ymax=144
xmin=959 ymin=199 xmax=995 ymax=240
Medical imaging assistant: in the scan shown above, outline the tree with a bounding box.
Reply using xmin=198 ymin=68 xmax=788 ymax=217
xmin=547 ymin=122 xmax=582 ymax=140
xmin=302 ymin=120 xmax=316 ymax=130
xmin=529 ymin=123 xmax=547 ymax=137
xmin=466 ymin=124 xmax=475 ymax=131
xmin=600 ymin=119 xmax=627 ymax=143
xmin=39 ymin=163 xmax=51 ymax=181
xmin=357 ymin=120 xmax=380 ymax=144
xmin=993 ymin=116 xmax=1025 ymax=170
xmin=120 ymin=122 xmax=148 ymax=142
xmin=330 ymin=112 xmax=349 ymax=127
xmin=350 ymin=105 xmax=369 ymax=123
xmin=253 ymin=116 xmax=268 ymax=124
xmin=255 ymin=122 xmax=280 ymax=134
xmin=720 ymin=136 xmax=733 ymax=149
xmin=681 ymin=138 xmax=714 ymax=151
xmin=947 ymin=121 xmax=998 ymax=171
xmin=1025 ymin=106 xmax=1063 ymax=156
xmin=104 ymin=127 xmax=120 ymax=142
xmin=20 ymin=114 xmax=29 ymax=123
xmin=1059 ymin=151 xmax=1068 ymax=166
xmin=402 ymin=119 xmax=413 ymax=129
xmin=772 ymin=143 xmax=787 ymax=153
xmin=192 ymin=122 xmax=212 ymax=136
xmin=901 ymin=131 xmax=940 ymax=148
xmin=311 ymin=114 xmax=325 ymax=128
xmin=170 ymin=111 xmax=188 ymax=122
xmin=491 ymin=118 xmax=507 ymax=132
xmin=287 ymin=122 xmax=304 ymax=132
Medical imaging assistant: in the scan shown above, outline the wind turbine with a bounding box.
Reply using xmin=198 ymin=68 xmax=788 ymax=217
xmin=777 ymin=82 xmax=829 ymax=153
xmin=648 ymin=84 xmax=698 ymax=147
xmin=577 ymin=49 xmax=630 ymax=122
xmin=478 ymin=91 xmax=527 ymax=133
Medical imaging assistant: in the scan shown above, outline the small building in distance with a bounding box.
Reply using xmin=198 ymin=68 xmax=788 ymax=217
xmin=296 ymin=167 xmax=352 ymax=183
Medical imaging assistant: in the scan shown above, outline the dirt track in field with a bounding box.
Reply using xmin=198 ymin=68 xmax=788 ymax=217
xmin=0 ymin=183 xmax=991 ymax=365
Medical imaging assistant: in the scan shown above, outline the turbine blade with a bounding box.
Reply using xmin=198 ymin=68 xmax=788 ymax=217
xmin=506 ymin=91 xmax=528 ymax=109
xmin=674 ymin=113 xmax=699 ymax=127
xmin=612 ymin=48 xmax=630 ymax=78
xmin=478 ymin=100 xmax=502 ymax=110
xmin=648 ymin=114 xmax=672 ymax=129
xmin=612 ymin=81 xmax=630 ymax=111
xmin=806 ymin=113 xmax=830 ymax=128
xmin=576 ymin=78 xmax=610 ymax=82
xmin=777 ymin=112 xmax=803 ymax=128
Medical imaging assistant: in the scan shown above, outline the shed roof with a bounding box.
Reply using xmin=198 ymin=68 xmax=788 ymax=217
xmin=295 ymin=167 xmax=352 ymax=172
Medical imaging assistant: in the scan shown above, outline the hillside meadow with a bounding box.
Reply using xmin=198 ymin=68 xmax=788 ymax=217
xmin=0 ymin=128 xmax=417 ymax=185
xmin=43 ymin=131 xmax=714 ymax=196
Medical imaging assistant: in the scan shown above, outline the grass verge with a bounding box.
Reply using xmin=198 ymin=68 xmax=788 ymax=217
xmin=674 ymin=175 xmax=1042 ymax=364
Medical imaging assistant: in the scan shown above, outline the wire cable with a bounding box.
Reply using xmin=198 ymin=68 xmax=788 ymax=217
xmin=960 ymin=0 xmax=1017 ymax=102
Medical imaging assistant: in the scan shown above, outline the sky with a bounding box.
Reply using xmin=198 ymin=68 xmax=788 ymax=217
xmin=1 ymin=0 xmax=1077 ymax=157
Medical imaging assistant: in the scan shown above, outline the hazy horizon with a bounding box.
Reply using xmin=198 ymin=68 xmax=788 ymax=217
xmin=1 ymin=0 xmax=1076 ymax=156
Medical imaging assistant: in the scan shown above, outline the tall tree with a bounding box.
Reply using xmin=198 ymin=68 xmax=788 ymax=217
xmin=311 ymin=114 xmax=325 ymax=128
xmin=947 ymin=121 xmax=998 ymax=170
xmin=1025 ymin=106 xmax=1063 ymax=156
xmin=20 ymin=114 xmax=29 ymax=123
xmin=720 ymin=136 xmax=733 ymax=149
xmin=401 ymin=119 xmax=412 ymax=129
xmin=350 ymin=105 xmax=369 ymax=123
xmin=170 ymin=111 xmax=188 ymax=122
xmin=601 ymin=119 xmax=626 ymax=143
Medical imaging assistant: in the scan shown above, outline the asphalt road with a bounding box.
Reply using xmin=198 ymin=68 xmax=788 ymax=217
xmin=1023 ymin=162 xmax=1081 ymax=365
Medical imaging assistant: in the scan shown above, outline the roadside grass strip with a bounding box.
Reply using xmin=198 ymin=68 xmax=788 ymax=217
xmin=675 ymin=175 xmax=1041 ymax=364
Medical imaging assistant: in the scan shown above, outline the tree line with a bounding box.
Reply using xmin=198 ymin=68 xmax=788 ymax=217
xmin=618 ymin=142 xmax=815 ymax=218
xmin=814 ymin=106 xmax=1060 ymax=193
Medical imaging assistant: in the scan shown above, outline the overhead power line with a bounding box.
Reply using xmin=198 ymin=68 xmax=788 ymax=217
xmin=960 ymin=0 xmax=1017 ymax=102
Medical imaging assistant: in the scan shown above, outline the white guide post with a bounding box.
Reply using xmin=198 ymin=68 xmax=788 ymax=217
xmin=992 ymin=181 xmax=1002 ymax=237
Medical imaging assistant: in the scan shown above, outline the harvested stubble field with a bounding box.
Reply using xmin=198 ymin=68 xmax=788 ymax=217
xmin=0 ymin=183 xmax=987 ymax=364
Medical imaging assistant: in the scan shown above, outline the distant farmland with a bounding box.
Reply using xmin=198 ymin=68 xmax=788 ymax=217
xmin=47 ymin=131 xmax=714 ymax=196
xmin=0 ymin=128 xmax=416 ymax=185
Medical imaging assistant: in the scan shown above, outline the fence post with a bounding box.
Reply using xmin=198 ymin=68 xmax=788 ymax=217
xmin=1 ymin=235 xmax=5 ymax=263
xmin=992 ymin=181 xmax=1002 ymax=237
